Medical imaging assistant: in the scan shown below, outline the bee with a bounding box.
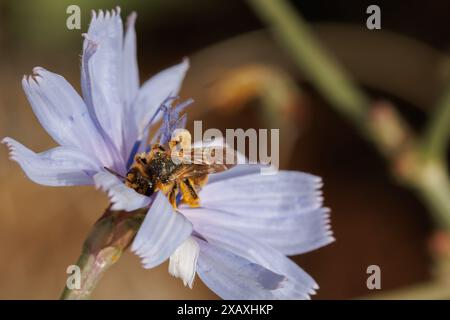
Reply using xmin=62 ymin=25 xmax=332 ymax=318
xmin=106 ymin=130 xmax=235 ymax=208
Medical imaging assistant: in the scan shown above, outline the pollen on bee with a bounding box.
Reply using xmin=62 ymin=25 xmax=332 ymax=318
xmin=170 ymin=129 xmax=192 ymax=152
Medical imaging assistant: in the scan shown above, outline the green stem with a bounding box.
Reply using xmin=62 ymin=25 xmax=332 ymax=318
xmin=368 ymin=104 xmax=450 ymax=229
xmin=247 ymin=0 xmax=370 ymax=130
xmin=248 ymin=0 xmax=450 ymax=230
xmin=248 ymin=0 xmax=450 ymax=299
xmin=60 ymin=208 xmax=145 ymax=300
xmin=422 ymin=78 xmax=450 ymax=161
xmin=415 ymin=160 xmax=450 ymax=229
xmin=60 ymin=245 xmax=120 ymax=299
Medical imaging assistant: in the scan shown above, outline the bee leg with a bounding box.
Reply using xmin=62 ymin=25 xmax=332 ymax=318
xmin=157 ymin=181 xmax=172 ymax=195
xmin=180 ymin=178 xmax=200 ymax=207
xmin=158 ymin=182 xmax=178 ymax=209
xmin=168 ymin=183 xmax=179 ymax=209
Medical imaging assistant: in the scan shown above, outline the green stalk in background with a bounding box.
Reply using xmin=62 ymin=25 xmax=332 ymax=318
xmin=248 ymin=0 xmax=450 ymax=299
xmin=248 ymin=0 xmax=370 ymax=131
xmin=247 ymin=0 xmax=450 ymax=231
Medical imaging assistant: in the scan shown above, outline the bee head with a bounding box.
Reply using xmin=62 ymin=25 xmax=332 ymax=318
xmin=126 ymin=167 xmax=155 ymax=197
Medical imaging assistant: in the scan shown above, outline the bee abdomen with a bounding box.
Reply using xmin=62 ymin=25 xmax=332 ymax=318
xmin=147 ymin=154 xmax=179 ymax=183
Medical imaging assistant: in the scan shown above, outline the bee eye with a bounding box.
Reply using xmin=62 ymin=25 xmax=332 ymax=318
xmin=140 ymin=158 xmax=147 ymax=164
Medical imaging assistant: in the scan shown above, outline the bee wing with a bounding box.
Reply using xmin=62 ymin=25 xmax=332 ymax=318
xmin=170 ymin=163 xmax=234 ymax=181
xmin=170 ymin=147 xmax=237 ymax=180
xmin=181 ymin=147 xmax=237 ymax=165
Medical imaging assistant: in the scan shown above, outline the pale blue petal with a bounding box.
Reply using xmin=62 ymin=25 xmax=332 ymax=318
xmin=21 ymin=67 xmax=117 ymax=169
xmin=93 ymin=171 xmax=151 ymax=211
xmin=185 ymin=170 xmax=333 ymax=255
xmin=182 ymin=206 xmax=333 ymax=256
xmin=81 ymin=37 xmax=125 ymax=172
xmin=207 ymin=164 xmax=261 ymax=184
xmin=133 ymin=59 xmax=189 ymax=138
xmin=200 ymin=171 xmax=324 ymax=216
xmin=82 ymin=8 xmax=126 ymax=159
xmin=132 ymin=193 xmax=193 ymax=268
xmin=196 ymin=239 xmax=288 ymax=300
xmin=121 ymin=12 xmax=140 ymax=159
xmin=2 ymin=137 xmax=100 ymax=186
xmin=122 ymin=12 xmax=139 ymax=109
xmin=195 ymin=225 xmax=318 ymax=299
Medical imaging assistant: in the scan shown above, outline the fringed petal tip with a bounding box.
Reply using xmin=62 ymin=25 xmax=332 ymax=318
xmin=21 ymin=74 xmax=36 ymax=88
xmin=2 ymin=138 xmax=24 ymax=166
xmin=90 ymin=7 xmax=121 ymax=22
xmin=305 ymin=174 xmax=325 ymax=208
xmin=86 ymin=7 xmax=123 ymax=48
xmin=322 ymin=207 xmax=336 ymax=245
xmin=2 ymin=137 xmax=32 ymax=165
xmin=31 ymin=66 xmax=45 ymax=75
xmin=2 ymin=137 xmax=100 ymax=186
xmin=177 ymin=58 xmax=190 ymax=81
xmin=181 ymin=57 xmax=190 ymax=70
xmin=2 ymin=137 xmax=18 ymax=161
xmin=313 ymin=175 xmax=323 ymax=188
xmin=126 ymin=11 xmax=137 ymax=27
xmin=20 ymin=67 xmax=38 ymax=82
xmin=2 ymin=136 xmax=12 ymax=146
xmin=305 ymin=282 xmax=319 ymax=298
xmin=23 ymin=67 xmax=60 ymax=87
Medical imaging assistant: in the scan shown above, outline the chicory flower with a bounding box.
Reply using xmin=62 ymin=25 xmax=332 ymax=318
xmin=132 ymin=148 xmax=334 ymax=299
xmin=3 ymin=7 xmax=334 ymax=300
xmin=2 ymin=8 xmax=189 ymax=212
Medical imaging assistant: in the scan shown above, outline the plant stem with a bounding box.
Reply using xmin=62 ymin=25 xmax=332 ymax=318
xmin=60 ymin=208 xmax=145 ymax=299
xmin=369 ymin=103 xmax=450 ymax=229
xmin=248 ymin=0 xmax=450 ymax=230
xmin=415 ymin=160 xmax=450 ymax=229
xmin=247 ymin=0 xmax=370 ymax=131
xmin=249 ymin=0 xmax=450 ymax=299
xmin=60 ymin=244 xmax=120 ymax=299
xmin=422 ymin=78 xmax=450 ymax=162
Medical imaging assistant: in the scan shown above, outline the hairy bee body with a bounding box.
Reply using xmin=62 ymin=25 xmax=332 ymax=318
xmin=125 ymin=167 xmax=155 ymax=197
xmin=125 ymin=145 xmax=177 ymax=196
xmin=121 ymin=134 xmax=234 ymax=208
xmin=125 ymin=144 xmax=202 ymax=208
xmin=145 ymin=149 xmax=180 ymax=184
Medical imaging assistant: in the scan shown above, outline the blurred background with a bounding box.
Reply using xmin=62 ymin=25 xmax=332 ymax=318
xmin=1 ymin=0 xmax=450 ymax=299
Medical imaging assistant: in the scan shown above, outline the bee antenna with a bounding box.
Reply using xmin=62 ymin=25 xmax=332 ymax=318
xmin=103 ymin=167 xmax=129 ymax=182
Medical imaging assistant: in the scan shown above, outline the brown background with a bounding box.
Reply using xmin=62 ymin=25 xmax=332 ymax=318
xmin=0 ymin=0 xmax=448 ymax=299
